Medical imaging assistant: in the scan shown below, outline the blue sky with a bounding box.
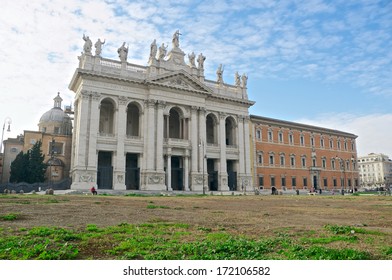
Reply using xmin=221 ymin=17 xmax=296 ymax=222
xmin=0 ymin=0 xmax=391 ymax=156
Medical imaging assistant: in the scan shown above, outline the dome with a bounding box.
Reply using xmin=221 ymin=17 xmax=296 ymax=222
xmin=38 ymin=93 xmax=72 ymax=135
xmin=39 ymin=107 xmax=71 ymax=123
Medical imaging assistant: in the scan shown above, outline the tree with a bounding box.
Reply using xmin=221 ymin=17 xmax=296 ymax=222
xmin=27 ymin=140 xmax=47 ymax=183
xmin=9 ymin=151 xmax=29 ymax=183
xmin=9 ymin=140 xmax=47 ymax=183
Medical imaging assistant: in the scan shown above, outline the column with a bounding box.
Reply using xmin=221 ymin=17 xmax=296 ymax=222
xmin=243 ymin=116 xmax=252 ymax=189
xmin=145 ymin=100 xmax=156 ymax=171
xmin=198 ymin=108 xmax=206 ymax=172
xmin=71 ymin=91 xmax=99 ymax=190
xmin=219 ymin=113 xmax=228 ymax=191
xmin=167 ymin=153 xmax=172 ymax=191
xmin=237 ymin=115 xmax=245 ymax=175
xmin=156 ymin=101 xmax=165 ymax=172
xmin=184 ymin=153 xmax=189 ymax=190
xmin=114 ymin=97 xmax=127 ymax=190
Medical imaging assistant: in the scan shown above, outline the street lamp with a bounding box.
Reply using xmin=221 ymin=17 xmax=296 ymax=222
xmin=0 ymin=117 xmax=12 ymax=153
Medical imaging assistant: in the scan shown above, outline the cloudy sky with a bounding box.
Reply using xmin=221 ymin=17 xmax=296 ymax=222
xmin=1 ymin=0 xmax=391 ymax=156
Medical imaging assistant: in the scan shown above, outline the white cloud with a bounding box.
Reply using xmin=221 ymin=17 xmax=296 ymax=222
xmin=295 ymin=113 xmax=392 ymax=158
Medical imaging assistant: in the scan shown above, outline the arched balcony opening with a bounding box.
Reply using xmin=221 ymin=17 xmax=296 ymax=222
xmin=225 ymin=117 xmax=236 ymax=146
xmin=126 ymin=103 xmax=140 ymax=137
xmin=99 ymin=98 xmax=115 ymax=135
xmin=206 ymin=114 xmax=218 ymax=144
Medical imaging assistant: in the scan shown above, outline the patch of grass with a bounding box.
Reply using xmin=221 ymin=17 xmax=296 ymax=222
xmin=1 ymin=213 xmax=20 ymax=221
xmin=146 ymin=204 xmax=170 ymax=209
xmin=324 ymin=224 xmax=383 ymax=235
xmin=302 ymin=235 xmax=358 ymax=244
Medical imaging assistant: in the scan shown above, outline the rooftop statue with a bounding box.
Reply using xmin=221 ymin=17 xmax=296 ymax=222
xmin=188 ymin=52 xmax=196 ymax=67
xmin=118 ymin=42 xmax=128 ymax=62
xmin=94 ymin=38 xmax=105 ymax=56
xmin=158 ymin=43 xmax=167 ymax=60
xmin=216 ymin=64 xmax=224 ymax=84
xmin=235 ymin=71 xmax=241 ymax=87
xmin=82 ymin=34 xmax=92 ymax=54
xmin=149 ymin=39 xmax=157 ymax=61
xmin=241 ymin=73 xmax=248 ymax=88
xmin=172 ymin=30 xmax=181 ymax=48
xmin=197 ymin=53 xmax=206 ymax=70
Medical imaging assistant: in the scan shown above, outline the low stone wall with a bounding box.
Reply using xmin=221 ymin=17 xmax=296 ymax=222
xmin=0 ymin=178 xmax=71 ymax=194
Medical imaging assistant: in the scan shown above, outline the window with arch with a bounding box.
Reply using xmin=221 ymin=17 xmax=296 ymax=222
xmin=99 ymin=98 xmax=115 ymax=135
xmin=300 ymin=134 xmax=305 ymax=146
xmin=268 ymin=129 xmax=273 ymax=142
xmin=310 ymin=136 xmax=315 ymax=147
xmin=280 ymin=153 xmax=285 ymax=166
xmin=257 ymin=152 xmax=263 ymax=165
xmin=256 ymin=128 xmax=262 ymax=141
xmin=337 ymin=139 xmax=341 ymax=150
xmin=322 ymin=157 xmax=327 ymax=169
xmin=126 ymin=103 xmax=140 ymax=137
xmin=329 ymin=138 xmax=334 ymax=149
xmin=301 ymin=156 xmax=307 ymax=168
xmin=290 ymin=154 xmax=296 ymax=168
xmin=269 ymin=152 xmax=275 ymax=165
xmin=225 ymin=117 xmax=236 ymax=145
xmin=331 ymin=158 xmax=336 ymax=170
xmin=206 ymin=114 xmax=218 ymax=144
xmin=278 ymin=131 xmax=283 ymax=143
xmin=289 ymin=132 xmax=294 ymax=145
xmin=312 ymin=157 xmax=317 ymax=167
xmin=320 ymin=137 xmax=325 ymax=148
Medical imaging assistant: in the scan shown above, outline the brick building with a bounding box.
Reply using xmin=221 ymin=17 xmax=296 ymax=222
xmin=251 ymin=115 xmax=359 ymax=192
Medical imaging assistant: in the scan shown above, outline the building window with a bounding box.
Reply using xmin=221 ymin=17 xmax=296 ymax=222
xmin=50 ymin=141 xmax=64 ymax=155
xmin=54 ymin=127 xmax=60 ymax=134
xmin=329 ymin=138 xmax=333 ymax=149
xmin=331 ymin=159 xmax=336 ymax=170
xmin=257 ymin=153 xmax=263 ymax=165
xmin=10 ymin=147 xmax=19 ymax=153
xmin=268 ymin=129 xmax=273 ymax=142
xmin=278 ymin=131 xmax=283 ymax=143
xmin=320 ymin=137 xmax=324 ymax=148
xmin=333 ymin=178 xmax=337 ymax=187
xmin=280 ymin=154 xmax=285 ymax=166
xmin=256 ymin=129 xmax=261 ymax=140
xmin=289 ymin=133 xmax=294 ymax=145
xmin=269 ymin=154 xmax=275 ymax=165
xmin=259 ymin=176 xmax=264 ymax=187
xmin=270 ymin=176 xmax=275 ymax=187
xmin=312 ymin=158 xmax=316 ymax=167
xmin=323 ymin=178 xmax=328 ymax=188
xmin=303 ymin=177 xmax=308 ymax=188
xmin=290 ymin=155 xmax=295 ymax=167
xmin=322 ymin=158 xmax=327 ymax=169
xmin=344 ymin=141 xmax=347 ymax=151
xmin=337 ymin=140 xmax=341 ymax=150
xmin=292 ymin=177 xmax=297 ymax=188
xmin=301 ymin=156 xmax=306 ymax=168
xmin=300 ymin=134 xmax=305 ymax=146
xmin=281 ymin=177 xmax=286 ymax=187
xmin=310 ymin=136 xmax=315 ymax=147
xmin=351 ymin=142 xmax=355 ymax=151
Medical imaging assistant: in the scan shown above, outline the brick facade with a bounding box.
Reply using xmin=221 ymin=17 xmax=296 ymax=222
xmin=251 ymin=115 xmax=359 ymax=191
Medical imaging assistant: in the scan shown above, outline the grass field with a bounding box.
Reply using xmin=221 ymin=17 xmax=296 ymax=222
xmin=0 ymin=193 xmax=391 ymax=260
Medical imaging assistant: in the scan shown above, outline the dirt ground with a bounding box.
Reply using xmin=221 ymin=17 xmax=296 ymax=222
xmin=1 ymin=194 xmax=391 ymax=238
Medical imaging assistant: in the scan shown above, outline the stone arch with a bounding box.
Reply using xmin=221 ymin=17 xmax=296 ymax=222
xmin=225 ymin=116 xmax=237 ymax=145
xmin=206 ymin=113 xmax=218 ymax=144
xmin=126 ymin=102 xmax=141 ymax=137
xmin=99 ymin=98 xmax=116 ymax=135
xmin=168 ymin=107 xmax=182 ymax=139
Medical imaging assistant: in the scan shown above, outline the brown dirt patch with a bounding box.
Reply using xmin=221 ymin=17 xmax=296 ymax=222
xmin=1 ymin=194 xmax=391 ymax=238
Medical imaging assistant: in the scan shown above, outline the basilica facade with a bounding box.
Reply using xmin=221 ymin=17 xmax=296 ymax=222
xmin=69 ymin=32 xmax=254 ymax=192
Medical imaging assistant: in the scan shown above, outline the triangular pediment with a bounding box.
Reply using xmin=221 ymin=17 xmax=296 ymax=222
xmin=146 ymin=71 xmax=212 ymax=94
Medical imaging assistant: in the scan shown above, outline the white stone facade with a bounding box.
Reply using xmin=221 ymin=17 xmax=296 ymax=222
xmin=358 ymin=153 xmax=392 ymax=188
xmin=69 ymin=32 xmax=254 ymax=192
